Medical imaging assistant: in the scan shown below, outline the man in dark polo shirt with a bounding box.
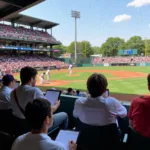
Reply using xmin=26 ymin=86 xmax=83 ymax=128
xmin=128 ymin=74 xmax=150 ymax=138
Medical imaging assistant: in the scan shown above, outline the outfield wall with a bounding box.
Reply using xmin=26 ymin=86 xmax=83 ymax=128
xmin=80 ymin=63 xmax=150 ymax=67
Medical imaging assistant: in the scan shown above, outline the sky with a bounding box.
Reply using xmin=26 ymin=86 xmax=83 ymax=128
xmin=22 ymin=0 xmax=150 ymax=46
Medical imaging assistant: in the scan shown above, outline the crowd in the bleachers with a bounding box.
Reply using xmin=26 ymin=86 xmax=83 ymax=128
xmin=0 ymin=54 xmax=68 ymax=74
xmin=92 ymin=56 xmax=150 ymax=64
xmin=62 ymin=88 xmax=88 ymax=97
xmin=0 ymin=66 xmax=150 ymax=150
xmin=0 ymin=24 xmax=58 ymax=43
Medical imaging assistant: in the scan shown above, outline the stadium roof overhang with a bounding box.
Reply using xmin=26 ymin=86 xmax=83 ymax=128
xmin=0 ymin=0 xmax=45 ymax=20
xmin=3 ymin=14 xmax=59 ymax=29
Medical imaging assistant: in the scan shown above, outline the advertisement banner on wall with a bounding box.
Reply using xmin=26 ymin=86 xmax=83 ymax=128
xmin=140 ymin=62 xmax=145 ymax=66
xmin=104 ymin=63 xmax=109 ymax=67
xmin=130 ymin=63 xmax=136 ymax=66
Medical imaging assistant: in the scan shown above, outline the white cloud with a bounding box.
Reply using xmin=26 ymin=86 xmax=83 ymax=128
xmin=148 ymin=24 xmax=150 ymax=28
xmin=127 ymin=0 xmax=150 ymax=7
xmin=113 ymin=14 xmax=132 ymax=23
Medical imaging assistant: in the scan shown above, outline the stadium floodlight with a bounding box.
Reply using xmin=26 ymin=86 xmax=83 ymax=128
xmin=71 ymin=10 xmax=80 ymax=63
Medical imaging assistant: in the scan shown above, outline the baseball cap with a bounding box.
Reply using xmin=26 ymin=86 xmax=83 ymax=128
xmin=2 ymin=74 xmax=15 ymax=85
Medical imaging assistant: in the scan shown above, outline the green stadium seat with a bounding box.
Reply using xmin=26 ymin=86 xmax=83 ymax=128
xmin=0 ymin=109 xmax=14 ymax=150
xmin=0 ymin=131 xmax=15 ymax=150
xmin=0 ymin=109 xmax=14 ymax=135
xmin=126 ymin=126 xmax=150 ymax=150
xmin=76 ymin=122 xmax=121 ymax=150
xmin=56 ymin=94 xmax=78 ymax=129
xmin=118 ymin=104 xmax=130 ymax=141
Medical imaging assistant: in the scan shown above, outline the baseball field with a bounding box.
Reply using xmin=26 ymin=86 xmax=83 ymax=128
xmin=14 ymin=66 xmax=150 ymax=101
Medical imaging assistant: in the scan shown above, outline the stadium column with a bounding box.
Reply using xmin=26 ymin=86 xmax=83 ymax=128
xmin=50 ymin=46 xmax=53 ymax=58
xmin=11 ymin=22 xmax=15 ymax=27
xmin=18 ymin=48 xmax=20 ymax=59
xmin=51 ymin=28 xmax=52 ymax=36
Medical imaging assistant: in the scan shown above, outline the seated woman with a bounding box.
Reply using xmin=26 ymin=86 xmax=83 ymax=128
xmin=73 ymin=73 xmax=127 ymax=126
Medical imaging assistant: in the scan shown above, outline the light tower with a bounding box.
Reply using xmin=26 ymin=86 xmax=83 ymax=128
xmin=71 ymin=10 xmax=80 ymax=63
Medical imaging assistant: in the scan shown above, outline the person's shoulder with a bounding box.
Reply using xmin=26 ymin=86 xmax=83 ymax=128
xmin=104 ymin=96 xmax=121 ymax=105
xmin=14 ymin=133 xmax=29 ymax=143
xmin=76 ymin=97 xmax=88 ymax=104
xmin=132 ymin=96 xmax=150 ymax=104
xmin=32 ymin=87 xmax=42 ymax=93
xmin=105 ymin=96 xmax=118 ymax=102
xmin=12 ymin=133 xmax=30 ymax=150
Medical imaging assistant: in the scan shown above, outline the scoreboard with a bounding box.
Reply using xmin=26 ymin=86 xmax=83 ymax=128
xmin=118 ymin=49 xmax=137 ymax=55
xmin=124 ymin=50 xmax=133 ymax=55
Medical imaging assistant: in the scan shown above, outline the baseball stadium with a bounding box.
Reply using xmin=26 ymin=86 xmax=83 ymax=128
xmin=0 ymin=0 xmax=150 ymax=150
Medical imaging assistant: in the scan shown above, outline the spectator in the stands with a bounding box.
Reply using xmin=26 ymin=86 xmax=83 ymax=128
xmin=11 ymin=98 xmax=77 ymax=150
xmin=128 ymin=74 xmax=150 ymax=138
xmin=0 ymin=74 xmax=15 ymax=109
xmin=10 ymin=66 xmax=68 ymax=137
xmin=76 ymin=90 xmax=81 ymax=97
xmin=66 ymin=88 xmax=73 ymax=95
xmin=73 ymin=73 xmax=127 ymax=126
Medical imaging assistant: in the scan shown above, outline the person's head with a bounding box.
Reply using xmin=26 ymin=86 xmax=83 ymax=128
xmin=25 ymin=98 xmax=53 ymax=132
xmin=147 ymin=74 xmax=150 ymax=91
xmin=20 ymin=66 xmax=37 ymax=86
xmin=2 ymin=74 xmax=15 ymax=88
xmin=76 ymin=90 xmax=80 ymax=94
xmin=87 ymin=73 xmax=108 ymax=98
xmin=67 ymin=88 xmax=73 ymax=94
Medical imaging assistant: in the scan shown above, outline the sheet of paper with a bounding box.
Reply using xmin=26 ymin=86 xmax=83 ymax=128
xmin=45 ymin=90 xmax=60 ymax=105
xmin=56 ymin=130 xmax=79 ymax=150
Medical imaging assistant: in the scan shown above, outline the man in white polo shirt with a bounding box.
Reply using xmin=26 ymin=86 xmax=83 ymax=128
xmin=10 ymin=66 xmax=68 ymax=137
xmin=11 ymin=98 xmax=76 ymax=150
xmin=73 ymin=73 xmax=127 ymax=126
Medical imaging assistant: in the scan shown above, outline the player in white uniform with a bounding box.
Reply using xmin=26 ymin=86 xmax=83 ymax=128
xmin=46 ymin=69 xmax=50 ymax=81
xmin=69 ymin=64 xmax=73 ymax=75
xmin=40 ymin=72 xmax=45 ymax=84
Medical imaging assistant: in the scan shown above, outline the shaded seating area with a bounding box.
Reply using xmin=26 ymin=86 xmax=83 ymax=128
xmin=1 ymin=94 xmax=150 ymax=150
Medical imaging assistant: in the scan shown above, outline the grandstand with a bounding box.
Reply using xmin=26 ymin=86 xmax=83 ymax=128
xmin=0 ymin=8 xmax=69 ymax=74
xmin=92 ymin=56 xmax=150 ymax=66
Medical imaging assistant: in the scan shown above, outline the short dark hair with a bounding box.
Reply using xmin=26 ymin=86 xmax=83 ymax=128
xmin=2 ymin=74 xmax=14 ymax=86
xmin=76 ymin=90 xmax=80 ymax=94
xmin=25 ymin=98 xmax=51 ymax=130
xmin=20 ymin=66 xmax=37 ymax=84
xmin=67 ymin=88 xmax=73 ymax=93
xmin=87 ymin=73 xmax=108 ymax=98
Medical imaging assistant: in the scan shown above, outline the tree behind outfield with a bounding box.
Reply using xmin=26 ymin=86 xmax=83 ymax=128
xmin=100 ymin=37 xmax=125 ymax=56
xmin=125 ymin=36 xmax=145 ymax=55
xmin=53 ymin=45 xmax=68 ymax=57
xmin=92 ymin=46 xmax=100 ymax=54
xmin=68 ymin=41 xmax=94 ymax=58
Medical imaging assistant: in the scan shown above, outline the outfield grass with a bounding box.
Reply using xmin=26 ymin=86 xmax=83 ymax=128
xmin=15 ymin=66 xmax=150 ymax=95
